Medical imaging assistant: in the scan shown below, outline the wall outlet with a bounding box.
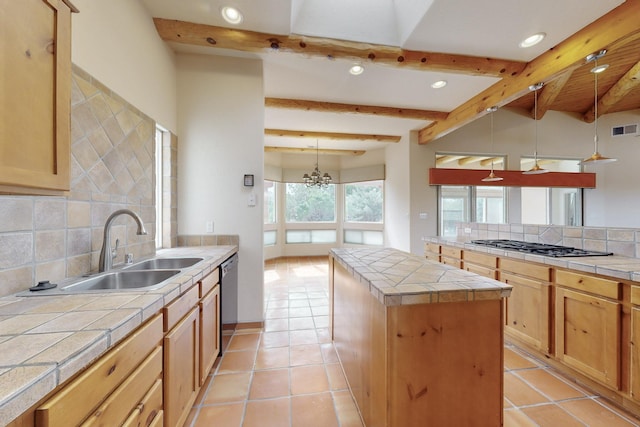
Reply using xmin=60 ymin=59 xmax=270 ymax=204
xmin=205 ymin=220 xmax=214 ymax=233
xmin=419 ymin=212 xmax=428 ymax=220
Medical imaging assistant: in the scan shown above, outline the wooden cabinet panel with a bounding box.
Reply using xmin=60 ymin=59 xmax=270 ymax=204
xmin=164 ymin=284 xmax=199 ymax=332
xmin=556 ymin=269 xmax=621 ymax=300
xmin=502 ymin=272 xmax=550 ymax=353
xmin=82 ymin=347 xmax=162 ymax=426
xmin=35 ymin=314 xmax=162 ymax=427
xmin=499 ymin=258 xmax=551 ymax=282
xmin=1 ymin=0 xmax=73 ymax=194
xmin=199 ymin=268 xmax=219 ymax=298
xmin=464 ymin=262 xmax=497 ymax=279
xmin=463 ymin=251 xmax=498 ymax=268
xmin=555 ymin=288 xmax=621 ymax=389
xmin=164 ymin=306 xmax=199 ymax=427
xmin=440 ymin=246 xmax=461 ymax=259
xmin=199 ymin=285 xmax=220 ymax=386
xmin=441 ymin=256 xmax=461 ymax=268
xmin=123 ymin=379 xmax=163 ymax=427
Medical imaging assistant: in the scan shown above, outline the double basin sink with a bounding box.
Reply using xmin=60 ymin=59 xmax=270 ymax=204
xmin=58 ymin=257 xmax=204 ymax=292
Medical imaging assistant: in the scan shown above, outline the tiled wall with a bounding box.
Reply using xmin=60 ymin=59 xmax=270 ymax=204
xmin=0 ymin=66 xmax=157 ymax=297
xmin=162 ymin=132 xmax=178 ymax=248
xmin=457 ymin=222 xmax=640 ymax=258
xmin=177 ymin=235 xmax=240 ymax=247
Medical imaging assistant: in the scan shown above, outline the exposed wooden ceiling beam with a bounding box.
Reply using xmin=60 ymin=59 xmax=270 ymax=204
xmin=418 ymin=0 xmax=640 ymax=144
xmin=458 ymin=157 xmax=484 ymax=166
xmin=435 ymin=155 xmax=464 ymax=165
xmin=153 ymin=18 xmax=525 ymax=77
xmin=534 ymin=71 xmax=574 ymax=119
xmin=583 ymin=60 xmax=640 ymax=123
xmin=265 ymin=128 xmax=400 ymax=142
xmin=264 ymin=146 xmax=365 ymax=156
xmin=265 ymin=98 xmax=448 ymax=121
xmin=479 ymin=157 xmax=504 ymax=166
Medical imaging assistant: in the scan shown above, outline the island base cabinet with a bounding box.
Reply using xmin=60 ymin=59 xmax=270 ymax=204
xmin=555 ymin=288 xmax=620 ymax=389
xmin=331 ymin=260 xmax=505 ymax=427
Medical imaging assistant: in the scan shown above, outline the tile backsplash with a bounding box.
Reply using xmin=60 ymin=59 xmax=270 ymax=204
xmin=0 ymin=66 xmax=157 ymax=297
xmin=456 ymin=222 xmax=640 ymax=258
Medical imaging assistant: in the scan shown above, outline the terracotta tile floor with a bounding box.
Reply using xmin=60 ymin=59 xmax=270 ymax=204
xmin=186 ymin=256 xmax=640 ymax=427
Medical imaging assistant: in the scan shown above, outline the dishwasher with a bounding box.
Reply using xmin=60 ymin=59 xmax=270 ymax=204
xmin=220 ymin=253 xmax=239 ymax=328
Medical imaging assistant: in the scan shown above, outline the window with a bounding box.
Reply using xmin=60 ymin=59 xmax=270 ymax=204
xmin=264 ymin=180 xmax=276 ymax=224
xmin=285 ymin=183 xmax=336 ymax=222
xmin=520 ymin=158 xmax=583 ymax=226
xmin=439 ymin=185 xmax=506 ymax=237
xmin=344 ymin=180 xmax=383 ymax=223
xmin=285 ymin=229 xmax=336 ymax=244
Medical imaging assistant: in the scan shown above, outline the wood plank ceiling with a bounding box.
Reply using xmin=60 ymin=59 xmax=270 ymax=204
xmin=151 ymin=0 xmax=640 ymax=156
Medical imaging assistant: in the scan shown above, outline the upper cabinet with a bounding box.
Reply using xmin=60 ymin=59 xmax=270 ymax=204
xmin=0 ymin=0 xmax=77 ymax=195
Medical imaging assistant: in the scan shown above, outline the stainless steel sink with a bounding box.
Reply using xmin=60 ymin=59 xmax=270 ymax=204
xmin=125 ymin=257 xmax=204 ymax=270
xmin=61 ymin=269 xmax=180 ymax=292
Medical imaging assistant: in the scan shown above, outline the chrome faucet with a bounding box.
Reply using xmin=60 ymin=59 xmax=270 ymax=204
xmin=98 ymin=209 xmax=147 ymax=272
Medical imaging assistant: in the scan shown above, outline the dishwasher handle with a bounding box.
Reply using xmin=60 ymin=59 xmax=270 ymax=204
xmin=221 ymin=253 xmax=238 ymax=277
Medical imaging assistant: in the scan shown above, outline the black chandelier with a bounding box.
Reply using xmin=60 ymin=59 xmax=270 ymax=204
xmin=303 ymin=140 xmax=332 ymax=188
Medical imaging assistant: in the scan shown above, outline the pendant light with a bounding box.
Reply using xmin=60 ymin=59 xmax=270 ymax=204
xmin=580 ymin=49 xmax=617 ymax=165
xmin=302 ymin=140 xmax=332 ymax=188
xmin=482 ymin=106 xmax=503 ymax=182
xmin=523 ymin=82 xmax=549 ymax=175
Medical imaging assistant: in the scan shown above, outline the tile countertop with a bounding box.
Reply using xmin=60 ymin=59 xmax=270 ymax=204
xmin=330 ymin=247 xmax=512 ymax=307
xmin=0 ymin=245 xmax=237 ymax=426
xmin=424 ymin=236 xmax=640 ymax=282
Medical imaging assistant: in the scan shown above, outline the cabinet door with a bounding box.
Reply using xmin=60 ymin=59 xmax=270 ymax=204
xmin=555 ymin=288 xmax=620 ymax=389
xmin=503 ymin=272 xmax=550 ymax=353
xmin=199 ymin=285 xmax=221 ymax=386
xmin=164 ymin=307 xmax=200 ymax=427
xmin=1 ymin=0 xmax=72 ymax=193
xmin=631 ymin=307 xmax=640 ymax=402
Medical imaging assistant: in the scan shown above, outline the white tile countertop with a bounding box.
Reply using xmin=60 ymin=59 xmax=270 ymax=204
xmin=330 ymin=247 xmax=512 ymax=306
xmin=424 ymin=236 xmax=640 ymax=282
xmin=0 ymin=245 xmax=237 ymax=426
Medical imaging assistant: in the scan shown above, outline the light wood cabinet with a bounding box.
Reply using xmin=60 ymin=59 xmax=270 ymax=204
xmin=199 ymin=281 xmax=221 ymax=386
xmin=463 ymin=251 xmax=498 ymax=279
xmin=163 ymin=284 xmax=200 ymax=427
xmin=1 ymin=0 xmax=77 ymax=194
xmin=35 ymin=314 xmax=163 ymax=427
xmin=555 ymin=287 xmax=621 ymax=389
xmin=500 ymin=259 xmax=551 ymax=354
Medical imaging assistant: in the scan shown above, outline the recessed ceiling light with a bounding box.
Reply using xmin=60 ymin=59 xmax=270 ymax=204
xmin=349 ymin=64 xmax=364 ymax=75
xmin=431 ymin=80 xmax=447 ymax=89
xmin=221 ymin=6 xmax=243 ymax=25
xmin=519 ymin=32 xmax=546 ymax=48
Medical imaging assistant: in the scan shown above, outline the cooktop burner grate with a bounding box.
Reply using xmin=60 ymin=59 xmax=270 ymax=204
xmin=470 ymin=239 xmax=613 ymax=257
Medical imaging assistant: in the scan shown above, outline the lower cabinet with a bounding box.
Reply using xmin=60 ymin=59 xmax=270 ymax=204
xmin=631 ymin=300 xmax=640 ymax=401
xmin=555 ymin=287 xmax=621 ymax=389
xmin=163 ymin=285 xmax=200 ymax=427
xmin=199 ymin=282 xmax=221 ymax=386
xmin=35 ymin=314 xmax=163 ymax=427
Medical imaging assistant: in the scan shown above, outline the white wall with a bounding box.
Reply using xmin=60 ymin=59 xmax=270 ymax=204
xmin=176 ymin=54 xmax=265 ymax=323
xmin=71 ymin=0 xmax=177 ymax=132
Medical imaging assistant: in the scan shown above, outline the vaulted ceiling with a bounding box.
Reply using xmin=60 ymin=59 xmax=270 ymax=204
xmin=140 ymin=0 xmax=640 ymax=156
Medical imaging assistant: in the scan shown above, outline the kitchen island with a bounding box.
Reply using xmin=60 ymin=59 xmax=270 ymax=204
xmin=329 ymin=248 xmax=512 ymax=427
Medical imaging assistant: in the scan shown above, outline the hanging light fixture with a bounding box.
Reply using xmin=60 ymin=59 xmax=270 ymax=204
xmin=303 ymin=140 xmax=332 ymax=188
xmin=580 ymin=49 xmax=617 ymax=165
xmin=523 ymin=82 xmax=550 ymax=175
xmin=482 ymin=106 xmax=503 ymax=182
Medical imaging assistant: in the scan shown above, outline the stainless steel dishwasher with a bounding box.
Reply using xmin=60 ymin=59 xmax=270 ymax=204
xmin=220 ymin=253 xmax=238 ymax=327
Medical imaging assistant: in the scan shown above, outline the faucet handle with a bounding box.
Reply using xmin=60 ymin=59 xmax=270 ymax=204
xmin=111 ymin=238 xmax=119 ymax=259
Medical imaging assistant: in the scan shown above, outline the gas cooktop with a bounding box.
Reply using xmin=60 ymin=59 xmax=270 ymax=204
xmin=470 ymin=239 xmax=613 ymax=257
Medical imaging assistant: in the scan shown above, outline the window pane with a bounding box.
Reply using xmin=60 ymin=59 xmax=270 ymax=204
xmin=311 ymin=229 xmax=336 ymax=243
xmin=476 ymin=186 xmax=505 ymax=223
xmin=264 ymin=180 xmax=276 ymax=224
xmin=264 ymin=230 xmax=277 ymax=246
xmin=286 ymin=230 xmax=311 ymax=243
xmin=345 ymin=181 xmax=383 ymax=223
xmin=285 ymin=229 xmax=336 ymax=244
xmin=345 ymin=229 xmax=383 ymax=245
xmin=439 ymin=186 xmax=470 ymax=237
xmin=285 ymin=183 xmax=336 ymax=222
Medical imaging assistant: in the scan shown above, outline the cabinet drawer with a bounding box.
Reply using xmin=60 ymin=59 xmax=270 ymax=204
xmin=426 ymin=243 xmax=440 ymax=254
xmin=631 ymin=286 xmax=640 ymax=306
xmin=82 ymin=346 xmax=162 ymax=426
xmin=122 ymin=379 xmax=163 ymax=427
xmin=555 ymin=269 xmax=621 ymax=300
xmin=499 ymin=258 xmax=551 ymax=282
xmin=463 ymin=251 xmax=498 ymax=268
xmin=199 ymin=268 xmax=219 ymax=298
xmin=148 ymin=410 xmax=163 ymax=427
xmin=164 ymin=284 xmax=199 ymax=332
xmin=464 ymin=263 xmax=497 ymax=280
xmin=35 ymin=314 xmax=163 ymax=427
xmin=440 ymin=246 xmax=461 ymax=259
